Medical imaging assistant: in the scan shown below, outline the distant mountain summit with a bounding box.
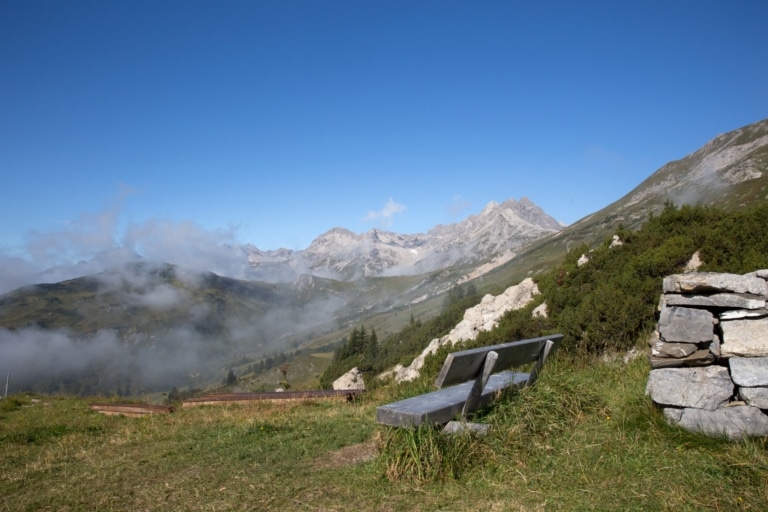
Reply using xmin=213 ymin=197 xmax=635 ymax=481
xmin=245 ymin=197 xmax=564 ymax=281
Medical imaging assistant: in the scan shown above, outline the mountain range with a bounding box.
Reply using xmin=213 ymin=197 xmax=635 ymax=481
xmin=1 ymin=117 xmax=767 ymax=394
xmin=243 ymin=196 xmax=564 ymax=282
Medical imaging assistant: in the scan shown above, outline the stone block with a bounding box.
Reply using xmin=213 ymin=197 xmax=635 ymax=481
xmin=658 ymin=306 xmax=714 ymax=344
xmin=729 ymin=357 xmax=768 ymax=387
xmin=645 ymin=366 xmax=733 ymax=410
xmin=677 ymin=406 xmax=768 ymax=439
xmin=664 ymin=293 xmax=765 ymax=309
xmin=738 ymin=387 xmax=768 ymax=409
xmin=649 ymin=349 xmax=716 ymax=369
xmin=663 ymin=272 xmax=768 ymax=295
xmin=720 ymin=308 xmax=768 ymax=321
xmin=720 ymin=317 xmax=768 ymax=357
xmin=651 ymin=340 xmax=698 ymax=358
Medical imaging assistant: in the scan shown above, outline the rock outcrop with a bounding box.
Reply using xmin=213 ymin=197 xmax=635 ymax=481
xmin=382 ymin=278 xmax=540 ymax=383
xmin=333 ymin=367 xmax=366 ymax=391
xmin=646 ymin=271 xmax=768 ymax=439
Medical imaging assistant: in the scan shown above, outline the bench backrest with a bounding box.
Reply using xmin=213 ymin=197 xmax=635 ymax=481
xmin=435 ymin=334 xmax=564 ymax=388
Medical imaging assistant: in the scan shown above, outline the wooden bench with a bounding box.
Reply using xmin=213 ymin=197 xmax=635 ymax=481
xmin=376 ymin=334 xmax=563 ymax=434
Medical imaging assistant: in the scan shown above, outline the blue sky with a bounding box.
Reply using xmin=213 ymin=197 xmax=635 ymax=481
xmin=1 ymin=1 xmax=767 ymax=287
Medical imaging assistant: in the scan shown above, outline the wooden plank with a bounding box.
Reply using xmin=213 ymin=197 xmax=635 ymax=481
xmin=89 ymin=403 xmax=174 ymax=416
xmin=376 ymin=371 xmax=529 ymax=428
xmin=435 ymin=335 xmax=563 ymax=388
xmin=181 ymin=389 xmax=362 ymax=407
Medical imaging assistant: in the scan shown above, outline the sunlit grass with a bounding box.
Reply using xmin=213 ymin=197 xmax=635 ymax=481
xmin=2 ymin=352 xmax=767 ymax=511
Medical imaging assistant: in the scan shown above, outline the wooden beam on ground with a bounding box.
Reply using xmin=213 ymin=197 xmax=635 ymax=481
xmin=182 ymin=389 xmax=363 ymax=407
xmin=89 ymin=403 xmax=174 ymax=417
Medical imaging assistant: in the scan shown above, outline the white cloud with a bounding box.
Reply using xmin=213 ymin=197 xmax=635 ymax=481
xmin=363 ymin=198 xmax=407 ymax=227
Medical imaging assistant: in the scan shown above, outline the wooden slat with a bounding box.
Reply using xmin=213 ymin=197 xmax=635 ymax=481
xmin=435 ymin=335 xmax=563 ymax=388
xmin=376 ymin=371 xmax=529 ymax=428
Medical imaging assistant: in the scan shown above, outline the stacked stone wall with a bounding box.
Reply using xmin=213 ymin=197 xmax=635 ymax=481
xmin=645 ymin=271 xmax=768 ymax=439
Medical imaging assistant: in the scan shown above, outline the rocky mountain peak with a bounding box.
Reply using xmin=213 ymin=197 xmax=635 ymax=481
xmin=246 ymin=197 xmax=563 ymax=282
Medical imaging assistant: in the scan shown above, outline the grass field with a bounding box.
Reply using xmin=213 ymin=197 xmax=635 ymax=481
xmin=1 ymin=352 xmax=767 ymax=511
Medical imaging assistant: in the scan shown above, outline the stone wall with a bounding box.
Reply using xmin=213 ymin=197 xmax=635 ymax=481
xmin=645 ymin=271 xmax=768 ymax=439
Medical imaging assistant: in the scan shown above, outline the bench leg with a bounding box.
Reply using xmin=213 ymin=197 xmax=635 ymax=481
xmin=526 ymin=339 xmax=555 ymax=387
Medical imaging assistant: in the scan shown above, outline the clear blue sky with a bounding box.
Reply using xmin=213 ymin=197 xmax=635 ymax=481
xmin=1 ymin=1 xmax=767 ymax=279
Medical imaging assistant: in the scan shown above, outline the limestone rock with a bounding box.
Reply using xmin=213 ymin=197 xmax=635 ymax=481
xmin=333 ymin=367 xmax=366 ymax=390
xmin=738 ymin=387 xmax=768 ymax=409
xmin=645 ymin=366 xmax=733 ymax=410
xmin=662 ymin=272 xmax=768 ymax=296
xmin=683 ymin=251 xmax=702 ymax=273
xmin=720 ymin=308 xmax=768 ymax=321
xmin=729 ymin=357 xmax=768 ymax=387
xmin=658 ymin=306 xmax=714 ymax=344
xmin=744 ymin=269 xmax=768 ymax=281
xmin=651 ymin=340 xmax=698 ymax=358
xmin=649 ymin=349 xmax=716 ymax=368
xmin=532 ymin=302 xmax=548 ymax=318
xmin=577 ymin=254 xmax=589 ymax=266
xmin=720 ymin=317 xmax=768 ymax=357
xmin=677 ymin=406 xmax=768 ymax=440
xmin=383 ymin=278 xmax=540 ymax=383
xmin=664 ymin=293 xmax=766 ymax=310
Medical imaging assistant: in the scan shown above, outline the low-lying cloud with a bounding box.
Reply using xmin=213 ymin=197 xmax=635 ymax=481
xmin=0 ymin=199 xmax=348 ymax=395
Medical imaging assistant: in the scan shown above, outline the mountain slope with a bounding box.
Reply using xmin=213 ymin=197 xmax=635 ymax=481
xmin=483 ymin=117 xmax=768 ymax=287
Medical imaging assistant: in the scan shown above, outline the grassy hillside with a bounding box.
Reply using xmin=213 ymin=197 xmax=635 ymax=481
xmin=2 ymin=353 xmax=766 ymax=511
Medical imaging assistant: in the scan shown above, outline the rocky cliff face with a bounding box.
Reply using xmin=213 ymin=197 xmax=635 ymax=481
xmin=246 ymin=197 xmax=563 ymax=282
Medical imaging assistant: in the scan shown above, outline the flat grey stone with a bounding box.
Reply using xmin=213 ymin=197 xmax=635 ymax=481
xmin=649 ymin=349 xmax=716 ymax=369
xmin=652 ymin=341 xmax=699 ymax=358
xmin=729 ymin=357 xmax=768 ymax=387
xmin=738 ymin=387 xmax=768 ymax=409
xmin=664 ymin=293 xmax=766 ymax=309
xmin=663 ymin=273 xmax=768 ymax=296
xmin=646 ymin=366 xmax=733 ymax=410
xmin=677 ymin=406 xmax=768 ymax=439
xmin=721 ymin=317 xmax=768 ymax=357
xmin=658 ymin=306 xmax=714 ymax=344
xmin=720 ymin=308 xmax=768 ymax=321
xmin=744 ymin=269 xmax=768 ymax=281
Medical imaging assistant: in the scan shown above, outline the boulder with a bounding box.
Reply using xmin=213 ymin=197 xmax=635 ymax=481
xmin=729 ymin=357 xmax=768 ymax=387
xmin=333 ymin=367 xmax=366 ymax=390
xmin=662 ymin=272 xmax=768 ymax=296
xmin=645 ymin=366 xmax=733 ymax=410
xmin=677 ymin=406 xmax=768 ymax=440
xmin=664 ymin=293 xmax=765 ymax=310
xmin=720 ymin=317 xmax=768 ymax=357
xmin=658 ymin=306 xmax=714 ymax=344
xmin=738 ymin=387 xmax=768 ymax=409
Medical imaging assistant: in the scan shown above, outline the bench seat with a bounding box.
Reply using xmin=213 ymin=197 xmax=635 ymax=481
xmin=376 ymin=370 xmax=529 ymax=428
